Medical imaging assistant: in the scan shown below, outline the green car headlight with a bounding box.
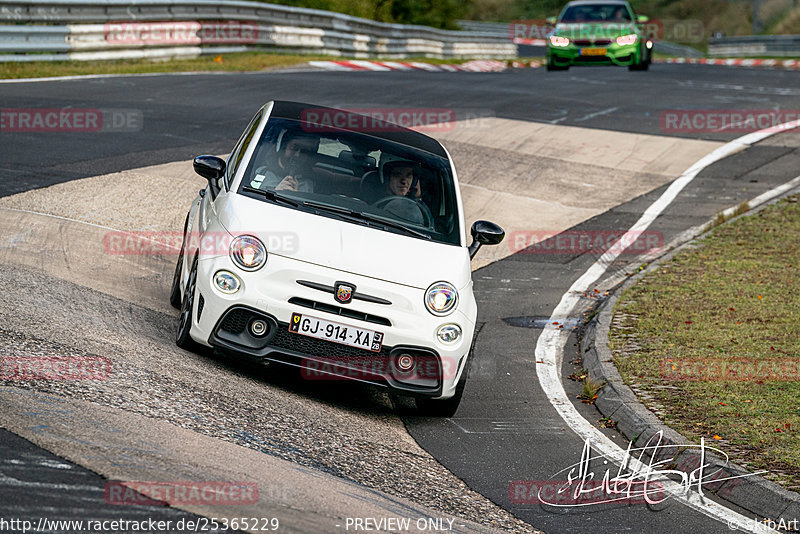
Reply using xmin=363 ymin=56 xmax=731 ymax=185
xmin=616 ymin=34 xmax=638 ymax=46
xmin=549 ymin=35 xmax=570 ymax=47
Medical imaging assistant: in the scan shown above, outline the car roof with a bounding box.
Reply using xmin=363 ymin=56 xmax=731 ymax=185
xmin=268 ymin=100 xmax=448 ymax=159
xmin=564 ymin=0 xmax=630 ymax=6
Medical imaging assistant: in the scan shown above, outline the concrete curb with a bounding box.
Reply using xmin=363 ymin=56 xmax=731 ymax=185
xmin=508 ymin=57 xmax=800 ymax=70
xmin=580 ymin=184 xmax=800 ymax=525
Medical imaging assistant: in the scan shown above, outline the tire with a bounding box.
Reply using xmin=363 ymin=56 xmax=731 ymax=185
xmin=547 ymin=61 xmax=569 ymax=71
xmin=169 ymin=212 xmax=190 ymax=309
xmin=415 ymin=354 xmax=473 ymax=417
xmin=176 ymin=255 xmax=200 ymax=351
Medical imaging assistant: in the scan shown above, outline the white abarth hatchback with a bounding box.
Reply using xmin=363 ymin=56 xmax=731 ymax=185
xmin=171 ymin=101 xmax=504 ymax=416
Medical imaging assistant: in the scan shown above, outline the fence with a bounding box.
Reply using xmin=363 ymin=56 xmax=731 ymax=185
xmin=0 ymin=0 xmax=517 ymax=61
xmin=708 ymin=34 xmax=800 ymax=57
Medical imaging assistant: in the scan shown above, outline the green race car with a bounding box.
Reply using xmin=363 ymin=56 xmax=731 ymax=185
xmin=546 ymin=0 xmax=652 ymax=71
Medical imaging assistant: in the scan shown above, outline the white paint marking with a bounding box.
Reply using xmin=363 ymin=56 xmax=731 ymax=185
xmin=534 ymin=121 xmax=800 ymax=533
xmin=575 ymin=107 xmax=619 ymax=122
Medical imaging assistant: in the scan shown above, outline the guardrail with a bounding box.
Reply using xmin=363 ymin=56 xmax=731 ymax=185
xmin=0 ymin=0 xmax=517 ymax=61
xmin=708 ymin=34 xmax=800 ymax=57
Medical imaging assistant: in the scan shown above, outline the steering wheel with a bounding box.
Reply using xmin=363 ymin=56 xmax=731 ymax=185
xmin=373 ymin=196 xmax=433 ymax=228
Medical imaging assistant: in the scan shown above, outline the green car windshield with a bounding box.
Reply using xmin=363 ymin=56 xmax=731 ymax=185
xmin=560 ymin=4 xmax=633 ymax=22
xmin=238 ymin=117 xmax=461 ymax=246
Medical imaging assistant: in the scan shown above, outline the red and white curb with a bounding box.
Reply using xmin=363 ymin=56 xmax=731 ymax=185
xmin=307 ymin=59 xmax=507 ymax=72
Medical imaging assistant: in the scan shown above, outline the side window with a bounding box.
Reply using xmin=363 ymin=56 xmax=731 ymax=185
xmin=225 ymin=110 xmax=263 ymax=189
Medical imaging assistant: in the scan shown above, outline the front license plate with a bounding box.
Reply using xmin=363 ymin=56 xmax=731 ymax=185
xmin=580 ymin=47 xmax=607 ymax=56
xmin=289 ymin=313 xmax=384 ymax=352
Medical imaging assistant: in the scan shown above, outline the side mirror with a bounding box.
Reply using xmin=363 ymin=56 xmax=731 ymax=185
xmin=637 ymin=14 xmax=649 ymax=23
xmin=546 ymin=16 xmax=557 ymax=25
xmin=468 ymin=220 xmax=505 ymax=259
xmin=193 ymin=155 xmax=225 ymax=199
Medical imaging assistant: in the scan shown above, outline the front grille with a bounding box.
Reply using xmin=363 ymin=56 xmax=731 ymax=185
xmin=197 ymin=293 xmax=205 ymax=321
xmin=574 ymin=39 xmax=611 ymax=46
xmin=575 ymin=55 xmax=612 ymax=63
xmin=220 ymin=308 xmax=250 ymax=334
xmin=270 ymin=324 xmax=391 ymax=365
xmin=288 ymin=297 xmax=392 ymax=326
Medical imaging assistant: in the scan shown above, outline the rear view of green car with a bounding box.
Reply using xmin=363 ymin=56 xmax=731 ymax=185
xmin=546 ymin=0 xmax=652 ymax=71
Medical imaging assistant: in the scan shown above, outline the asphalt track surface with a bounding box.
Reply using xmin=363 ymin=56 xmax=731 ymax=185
xmin=2 ymin=64 xmax=800 ymax=533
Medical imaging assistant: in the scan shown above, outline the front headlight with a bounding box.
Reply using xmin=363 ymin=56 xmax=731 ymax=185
xmin=616 ymin=34 xmax=638 ymax=45
xmin=214 ymin=270 xmax=241 ymax=294
xmin=549 ymin=35 xmax=570 ymax=47
xmin=230 ymin=235 xmax=266 ymax=271
xmin=425 ymin=282 xmax=458 ymax=316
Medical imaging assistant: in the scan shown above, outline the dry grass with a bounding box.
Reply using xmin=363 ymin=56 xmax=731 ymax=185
xmin=610 ymin=194 xmax=800 ymax=491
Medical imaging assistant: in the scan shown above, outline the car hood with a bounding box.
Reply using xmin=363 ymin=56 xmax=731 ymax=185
xmin=218 ymin=194 xmax=471 ymax=290
xmin=554 ymin=22 xmax=639 ymax=39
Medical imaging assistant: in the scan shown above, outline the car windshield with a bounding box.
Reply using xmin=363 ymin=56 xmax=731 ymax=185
xmin=560 ymin=4 xmax=632 ymax=22
xmin=237 ymin=117 xmax=461 ymax=246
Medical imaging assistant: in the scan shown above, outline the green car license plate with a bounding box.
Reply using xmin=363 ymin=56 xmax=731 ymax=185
xmin=580 ymin=48 xmax=607 ymax=56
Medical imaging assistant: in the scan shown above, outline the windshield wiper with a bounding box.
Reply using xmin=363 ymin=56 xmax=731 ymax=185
xmin=242 ymin=186 xmax=299 ymax=207
xmin=301 ymin=200 xmax=432 ymax=240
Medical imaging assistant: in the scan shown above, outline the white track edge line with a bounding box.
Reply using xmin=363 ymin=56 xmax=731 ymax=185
xmin=534 ymin=122 xmax=800 ymax=533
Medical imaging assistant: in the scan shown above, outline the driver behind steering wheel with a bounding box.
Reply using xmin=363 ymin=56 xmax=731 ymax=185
xmin=375 ymin=154 xmax=433 ymax=227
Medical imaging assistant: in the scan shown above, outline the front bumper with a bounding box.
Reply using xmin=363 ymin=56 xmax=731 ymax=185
xmin=209 ymin=305 xmax=450 ymax=397
xmin=548 ymin=43 xmax=640 ymax=67
xmin=187 ymin=252 xmax=475 ymax=399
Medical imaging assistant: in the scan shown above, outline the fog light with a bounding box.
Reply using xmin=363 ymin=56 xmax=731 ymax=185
xmin=250 ymin=319 xmax=268 ymax=337
xmin=213 ymin=270 xmax=240 ymax=294
xmin=436 ymin=324 xmax=462 ymax=344
xmin=395 ymin=353 xmax=415 ymax=373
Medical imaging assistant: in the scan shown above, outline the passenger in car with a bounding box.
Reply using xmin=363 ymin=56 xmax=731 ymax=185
xmin=259 ymin=130 xmax=320 ymax=193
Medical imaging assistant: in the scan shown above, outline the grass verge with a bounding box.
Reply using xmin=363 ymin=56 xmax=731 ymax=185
xmin=0 ymin=52 xmax=473 ymax=80
xmin=610 ymin=194 xmax=800 ymax=491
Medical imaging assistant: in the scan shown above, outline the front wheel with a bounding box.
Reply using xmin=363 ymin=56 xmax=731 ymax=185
xmin=176 ymin=255 xmax=199 ymax=351
xmin=546 ymin=61 xmax=569 ymax=71
xmin=169 ymin=212 xmax=190 ymax=309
